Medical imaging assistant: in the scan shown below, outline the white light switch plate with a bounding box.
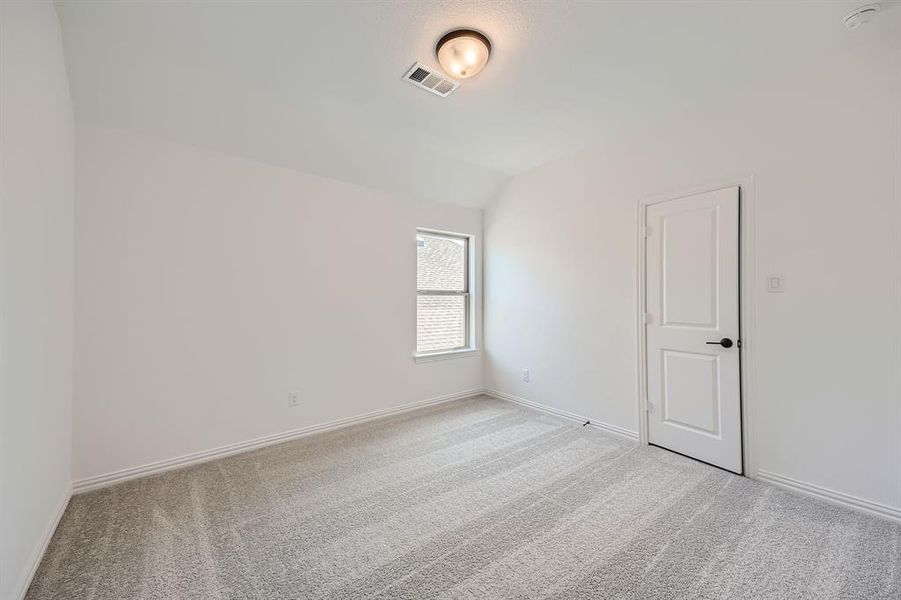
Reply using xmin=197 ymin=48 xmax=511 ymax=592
xmin=766 ymin=274 xmax=785 ymax=293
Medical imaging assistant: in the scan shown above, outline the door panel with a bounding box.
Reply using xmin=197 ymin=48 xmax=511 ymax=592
xmin=645 ymin=186 xmax=741 ymax=473
xmin=661 ymin=350 xmax=721 ymax=436
xmin=660 ymin=206 xmax=718 ymax=328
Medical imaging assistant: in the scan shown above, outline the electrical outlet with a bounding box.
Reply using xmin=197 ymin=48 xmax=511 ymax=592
xmin=288 ymin=392 xmax=301 ymax=407
xmin=522 ymin=369 xmax=530 ymax=383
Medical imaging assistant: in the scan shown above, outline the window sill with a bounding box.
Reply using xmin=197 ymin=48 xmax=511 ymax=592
xmin=413 ymin=348 xmax=478 ymax=363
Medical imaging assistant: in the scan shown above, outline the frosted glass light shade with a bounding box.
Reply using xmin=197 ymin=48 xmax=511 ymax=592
xmin=436 ymin=29 xmax=491 ymax=79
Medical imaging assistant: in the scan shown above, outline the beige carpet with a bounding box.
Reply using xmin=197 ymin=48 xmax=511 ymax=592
xmin=27 ymin=395 xmax=901 ymax=599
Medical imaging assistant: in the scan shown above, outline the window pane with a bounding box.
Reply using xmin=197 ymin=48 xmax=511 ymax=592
xmin=417 ymin=234 xmax=466 ymax=291
xmin=417 ymin=295 xmax=466 ymax=352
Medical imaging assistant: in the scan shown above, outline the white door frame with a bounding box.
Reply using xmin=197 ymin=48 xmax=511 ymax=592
xmin=636 ymin=176 xmax=757 ymax=477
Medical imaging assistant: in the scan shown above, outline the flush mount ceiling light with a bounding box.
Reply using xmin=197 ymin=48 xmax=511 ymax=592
xmin=844 ymin=3 xmax=880 ymax=28
xmin=436 ymin=29 xmax=492 ymax=79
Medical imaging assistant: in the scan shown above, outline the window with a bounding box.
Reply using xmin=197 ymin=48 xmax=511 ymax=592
xmin=416 ymin=230 xmax=472 ymax=356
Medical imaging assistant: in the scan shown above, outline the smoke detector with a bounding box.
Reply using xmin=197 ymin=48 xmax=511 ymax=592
xmin=844 ymin=3 xmax=880 ymax=29
xmin=402 ymin=62 xmax=460 ymax=98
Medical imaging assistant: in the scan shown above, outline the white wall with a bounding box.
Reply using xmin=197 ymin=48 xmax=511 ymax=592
xmin=73 ymin=124 xmax=483 ymax=483
xmin=485 ymin=32 xmax=901 ymax=512
xmin=0 ymin=2 xmax=75 ymax=598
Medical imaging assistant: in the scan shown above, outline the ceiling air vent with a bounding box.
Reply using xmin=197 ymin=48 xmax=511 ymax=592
xmin=403 ymin=62 xmax=460 ymax=98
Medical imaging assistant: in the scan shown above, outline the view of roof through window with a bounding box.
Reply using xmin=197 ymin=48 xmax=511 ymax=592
xmin=416 ymin=233 xmax=468 ymax=353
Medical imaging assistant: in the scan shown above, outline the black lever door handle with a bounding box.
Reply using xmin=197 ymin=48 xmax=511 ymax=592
xmin=706 ymin=337 xmax=734 ymax=348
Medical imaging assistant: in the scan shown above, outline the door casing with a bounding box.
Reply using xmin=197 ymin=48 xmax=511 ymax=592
xmin=636 ymin=177 xmax=757 ymax=477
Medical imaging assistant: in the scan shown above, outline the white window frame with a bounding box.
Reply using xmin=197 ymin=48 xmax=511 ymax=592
xmin=414 ymin=228 xmax=478 ymax=362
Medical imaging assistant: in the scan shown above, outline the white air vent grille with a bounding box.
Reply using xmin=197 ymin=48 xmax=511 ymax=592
xmin=403 ymin=62 xmax=460 ymax=97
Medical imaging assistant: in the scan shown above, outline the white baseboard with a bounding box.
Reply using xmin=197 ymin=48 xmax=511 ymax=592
xmin=14 ymin=486 xmax=71 ymax=600
xmin=755 ymin=470 xmax=901 ymax=523
xmin=72 ymin=389 xmax=485 ymax=494
xmin=484 ymin=388 xmax=639 ymax=441
xmin=486 ymin=389 xmax=901 ymax=523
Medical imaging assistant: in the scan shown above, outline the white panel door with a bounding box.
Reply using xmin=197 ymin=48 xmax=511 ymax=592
xmin=645 ymin=186 xmax=741 ymax=473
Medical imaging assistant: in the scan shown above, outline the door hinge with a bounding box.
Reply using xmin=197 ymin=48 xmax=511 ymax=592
xmin=642 ymin=312 xmax=651 ymax=324
xmin=640 ymin=226 xmax=651 ymax=238
xmin=646 ymin=402 xmax=654 ymax=414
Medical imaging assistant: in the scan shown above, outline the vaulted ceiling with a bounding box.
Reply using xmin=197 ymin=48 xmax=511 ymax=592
xmin=55 ymin=0 xmax=899 ymax=207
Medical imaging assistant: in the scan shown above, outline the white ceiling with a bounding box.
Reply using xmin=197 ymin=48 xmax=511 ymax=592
xmin=55 ymin=0 xmax=899 ymax=207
